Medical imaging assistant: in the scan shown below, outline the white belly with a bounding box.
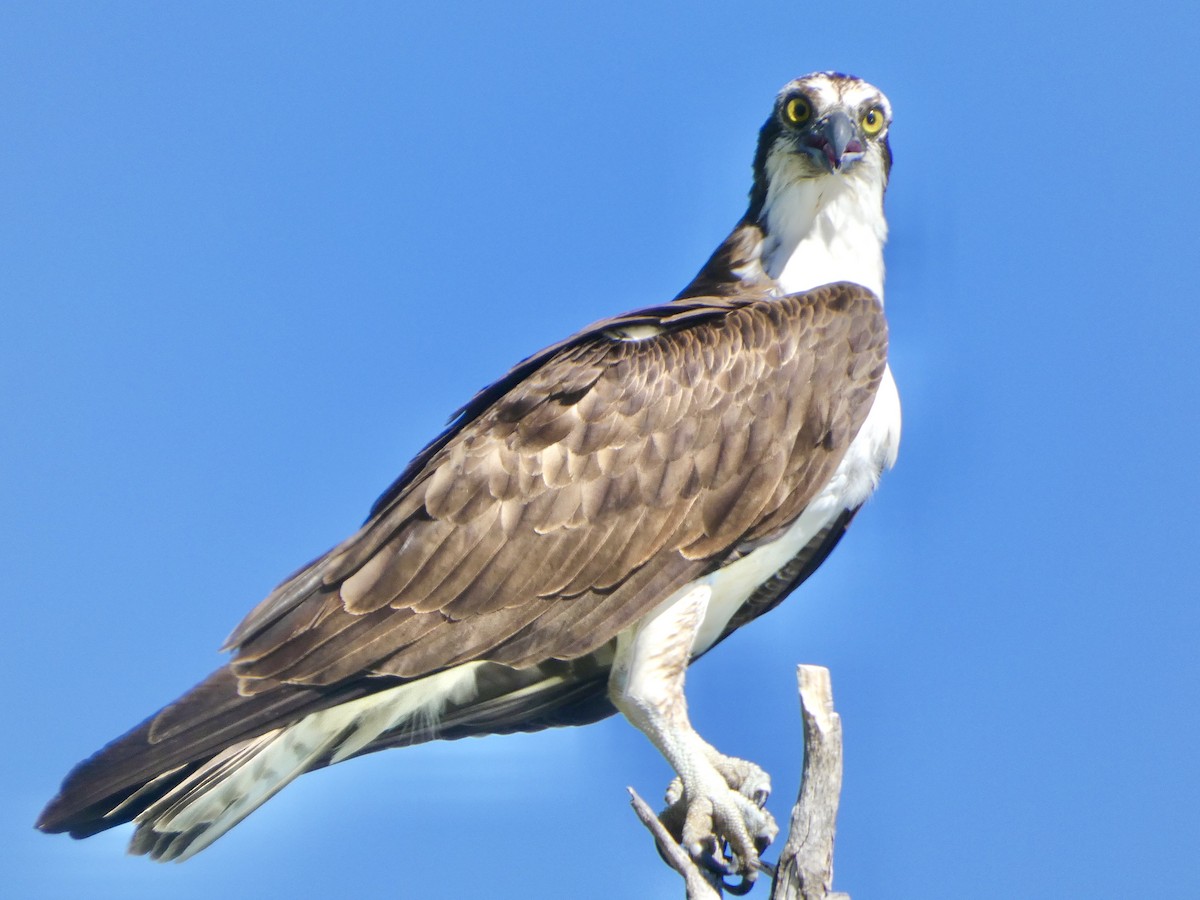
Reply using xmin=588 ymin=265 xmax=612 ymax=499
xmin=679 ymin=363 xmax=901 ymax=656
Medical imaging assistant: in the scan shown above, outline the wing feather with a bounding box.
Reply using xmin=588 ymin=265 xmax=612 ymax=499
xmin=222 ymin=283 xmax=886 ymax=693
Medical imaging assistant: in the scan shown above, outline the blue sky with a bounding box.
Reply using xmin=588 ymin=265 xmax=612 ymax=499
xmin=4 ymin=2 xmax=1199 ymax=898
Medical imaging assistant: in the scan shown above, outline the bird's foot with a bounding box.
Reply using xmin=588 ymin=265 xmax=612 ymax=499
xmin=657 ymin=753 xmax=778 ymax=890
xmin=701 ymin=750 xmax=773 ymax=809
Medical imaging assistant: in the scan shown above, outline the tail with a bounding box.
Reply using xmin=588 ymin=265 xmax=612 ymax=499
xmin=36 ymin=656 xmax=615 ymax=861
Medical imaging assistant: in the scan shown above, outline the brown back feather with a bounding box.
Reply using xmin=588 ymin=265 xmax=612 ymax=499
xmin=225 ymin=282 xmax=887 ymax=690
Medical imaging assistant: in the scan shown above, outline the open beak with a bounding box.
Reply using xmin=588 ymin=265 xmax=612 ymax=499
xmin=803 ymin=109 xmax=865 ymax=172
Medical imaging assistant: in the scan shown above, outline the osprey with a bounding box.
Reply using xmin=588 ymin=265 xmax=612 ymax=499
xmin=38 ymin=72 xmax=899 ymax=884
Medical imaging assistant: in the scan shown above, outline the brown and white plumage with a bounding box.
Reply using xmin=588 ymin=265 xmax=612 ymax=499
xmin=37 ymin=72 xmax=899 ymax=879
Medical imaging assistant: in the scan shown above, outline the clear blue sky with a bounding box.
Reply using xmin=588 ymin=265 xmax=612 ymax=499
xmin=4 ymin=3 xmax=1199 ymax=897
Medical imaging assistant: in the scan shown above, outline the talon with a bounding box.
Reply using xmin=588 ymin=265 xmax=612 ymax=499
xmin=723 ymin=872 xmax=757 ymax=896
xmin=654 ymin=755 xmax=779 ymax=881
xmin=695 ymin=840 xmax=735 ymax=877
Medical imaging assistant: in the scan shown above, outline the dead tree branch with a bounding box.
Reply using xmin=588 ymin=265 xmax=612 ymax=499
xmin=628 ymin=787 xmax=724 ymax=900
xmin=630 ymin=663 xmax=849 ymax=899
xmin=769 ymin=664 xmax=849 ymax=900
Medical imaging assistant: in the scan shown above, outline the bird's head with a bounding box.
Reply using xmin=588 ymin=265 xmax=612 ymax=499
xmin=749 ymin=72 xmax=892 ymax=215
xmin=676 ymin=72 xmax=894 ymax=300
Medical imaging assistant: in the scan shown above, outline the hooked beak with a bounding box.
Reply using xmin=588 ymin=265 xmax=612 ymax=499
xmin=803 ymin=109 xmax=865 ymax=173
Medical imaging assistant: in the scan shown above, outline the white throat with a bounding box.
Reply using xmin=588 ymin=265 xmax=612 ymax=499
xmin=758 ymin=160 xmax=888 ymax=300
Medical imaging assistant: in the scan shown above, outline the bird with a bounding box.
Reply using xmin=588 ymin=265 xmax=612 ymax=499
xmin=37 ymin=71 xmax=900 ymax=885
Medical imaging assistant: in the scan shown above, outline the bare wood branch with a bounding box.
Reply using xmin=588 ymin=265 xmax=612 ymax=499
xmin=628 ymin=787 xmax=725 ymax=900
xmin=629 ymin=664 xmax=849 ymax=899
xmin=769 ymin=664 xmax=849 ymax=900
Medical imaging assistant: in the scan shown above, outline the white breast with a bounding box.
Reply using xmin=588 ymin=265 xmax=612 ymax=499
xmin=761 ymin=163 xmax=888 ymax=300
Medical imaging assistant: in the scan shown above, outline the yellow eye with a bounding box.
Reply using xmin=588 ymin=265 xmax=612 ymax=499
xmin=861 ymin=107 xmax=886 ymax=135
xmin=784 ymin=96 xmax=812 ymax=126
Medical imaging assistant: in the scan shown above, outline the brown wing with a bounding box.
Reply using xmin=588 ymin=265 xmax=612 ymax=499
xmin=222 ymin=281 xmax=888 ymax=693
xmin=36 ymin=282 xmax=887 ymax=840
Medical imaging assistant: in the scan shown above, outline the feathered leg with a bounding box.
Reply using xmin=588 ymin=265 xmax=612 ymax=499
xmin=609 ymin=584 xmax=778 ymax=881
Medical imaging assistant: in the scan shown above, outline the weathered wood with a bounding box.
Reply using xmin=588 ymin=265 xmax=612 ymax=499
xmin=769 ymin=665 xmax=849 ymax=900
xmin=628 ymin=787 xmax=724 ymax=900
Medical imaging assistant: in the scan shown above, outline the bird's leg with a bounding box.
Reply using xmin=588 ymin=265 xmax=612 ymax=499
xmin=610 ymin=585 xmax=778 ymax=881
